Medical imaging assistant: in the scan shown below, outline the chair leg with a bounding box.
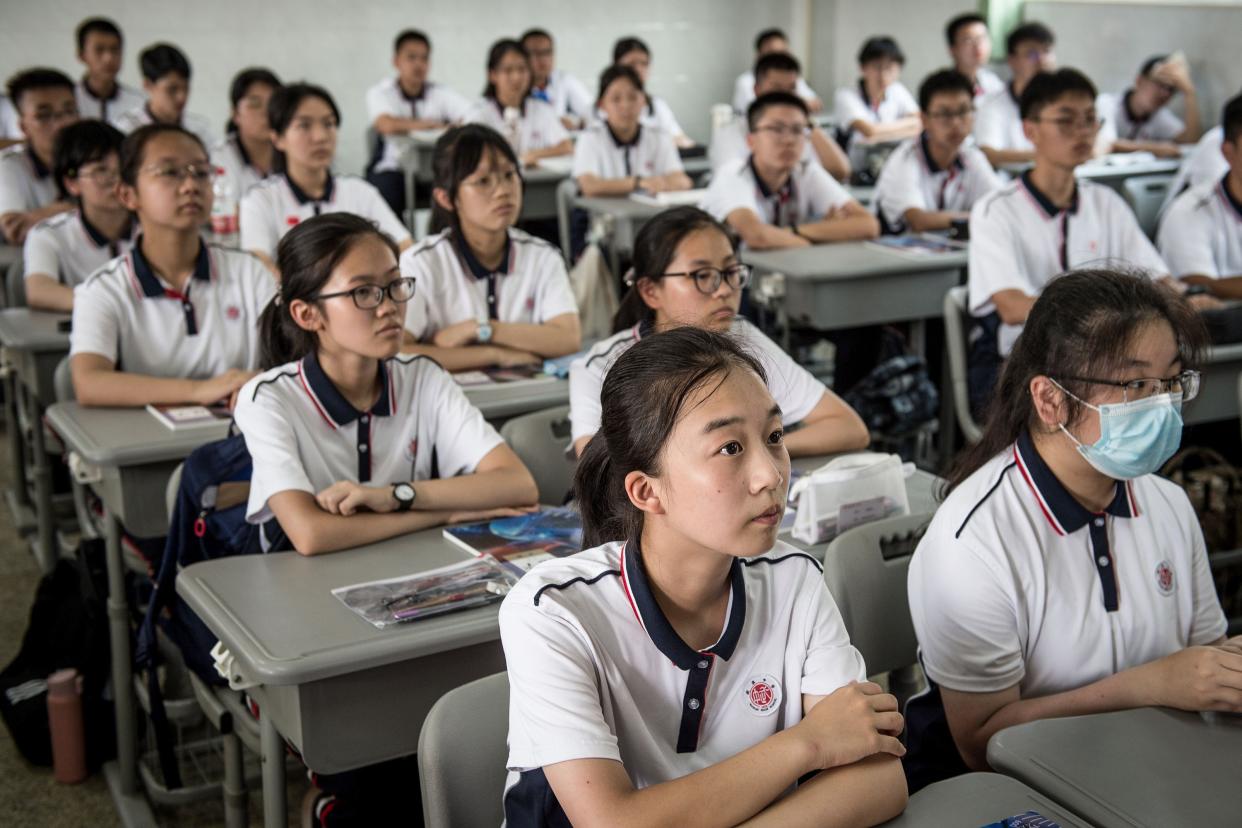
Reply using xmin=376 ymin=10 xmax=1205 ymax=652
xmin=222 ymin=724 xmax=249 ymax=828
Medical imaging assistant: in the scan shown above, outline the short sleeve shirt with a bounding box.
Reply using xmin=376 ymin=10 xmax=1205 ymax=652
xmin=873 ymin=132 xmax=1001 ymax=231
xmin=365 ymin=78 xmax=471 ymax=172
xmin=973 ymin=85 xmax=1030 ymax=153
xmin=464 ymin=98 xmax=570 ymax=156
xmin=210 ymin=135 xmax=273 ymax=200
xmin=701 ymin=155 xmax=853 ymax=232
xmin=23 ymin=210 xmax=136 ymax=288
xmin=0 ymin=145 xmax=57 ymax=218
xmin=113 ymin=106 xmax=217 ymax=150
xmin=1160 ymin=127 xmax=1227 ymax=215
xmin=530 ymin=70 xmax=594 ymax=121
xmin=1157 ymin=176 xmax=1242 ymax=279
xmin=74 ymin=79 xmax=145 ymax=127
xmin=833 ymin=81 xmax=919 ymax=166
xmin=1097 ymin=91 xmax=1184 ymax=143
xmin=571 ymin=122 xmax=683 ymax=180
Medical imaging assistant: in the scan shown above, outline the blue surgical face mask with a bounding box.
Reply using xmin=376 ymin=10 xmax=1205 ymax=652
xmin=1052 ymin=380 xmax=1184 ymax=480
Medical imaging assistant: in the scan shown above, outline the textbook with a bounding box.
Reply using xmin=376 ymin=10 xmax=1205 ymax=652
xmin=145 ymin=404 xmax=230 ymax=431
xmin=452 ymin=365 xmax=555 ymax=386
xmin=867 ymin=234 xmax=967 ymax=257
xmin=332 ymin=557 xmax=514 ymax=629
xmin=531 ymin=155 xmax=575 ymax=174
xmin=444 ymin=506 xmax=583 ymax=576
xmin=629 ymin=188 xmax=708 ymax=208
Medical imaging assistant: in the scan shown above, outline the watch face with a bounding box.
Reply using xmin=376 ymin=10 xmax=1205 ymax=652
xmin=395 ymin=483 xmax=415 ymax=501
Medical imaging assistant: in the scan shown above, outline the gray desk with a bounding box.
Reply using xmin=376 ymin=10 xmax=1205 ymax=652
xmin=988 ymin=707 xmax=1242 ymax=828
xmin=1188 ymin=342 xmax=1242 ymax=425
xmin=879 ymin=772 xmax=1091 ymax=827
xmin=571 ymin=194 xmax=666 ymax=255
xmin=462 ymin=375 xmax=569 ymax=422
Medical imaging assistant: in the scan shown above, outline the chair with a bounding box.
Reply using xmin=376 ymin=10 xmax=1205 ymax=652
xmin=499 ymin=404 xmax=575 ymax=504
xmin=1122 ymin=173 xmax=1174 ymax=240
xmin=554 ymin=176 xmax=577 ymax=263
xmin=943 ymin=286 xmax=983 ymax=444
xmin=5 ymin=255 xmax=25 ymax=308
xmin=418 ymin=672 xmax=509 ymax=828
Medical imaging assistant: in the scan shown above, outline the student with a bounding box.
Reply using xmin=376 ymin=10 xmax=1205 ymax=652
xmin=0 ymin=69 xmax=78 ymax=244
xmin=967 ymin=69 xmax=1168 ymax=413
xmin=73 ymin=17 xmax=144 ymax=126
xmin=503 ymin=326 xmax=907 ymax=826
xmin=240 ymin=83 xmax=412 ymax=268
xmin=711 ymin=51 xmax=851 ymax=182
xmin=569 ymin=206 xmax=869 ymax=457
xmin=23 ymin=120 xmax=134 ymax=312
xmin=1098 ymin=54 xmax=1200 ymax=158
xmin=0 ymin=94 xmax=21 ymax=148
xmin=520 ymin=28 xmax=593 ymax=129
xmin=70 ymin=124 xmax=275 ymax=407
xmin=573 ymin=65 xmax=691 ymax=198
xmin=114 ymin=43 xmax=215 ymax=149
xmin=945 ymin=13 xmax=1004 ymax=100
xmin=366 ymin=29 xmax=470 ymax=214
xmin=904 ymin=268 xmax=1232 ymax=793
xmin=833 ymin=36 xmax=921 ymax=170
xmin=400 ymin=124 xmax=580 ymax=371
xmin=464 ymin=39 xmax=572 ymax=168
xmin=612 ymin=37 xmax=695 ymax=149
xmin=732 ymin=27 xmax=823 ymax=113
xmin=873 ymin=69 xmax=1001 ymax=234
xmin=1160 ymin=110 xmax=1234 ymax=214
xmin=974 ymin=22 xmax=1056 ymax=168
xmin=1157 ymin=95 xmax=1242 ymax=296
xmin=211 ymin=68 xmax=281 ymax=202
xmin=702 ymin=92 xmax=878 ymax=250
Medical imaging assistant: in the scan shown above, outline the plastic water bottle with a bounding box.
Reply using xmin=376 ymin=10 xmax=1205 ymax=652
xmin=47 ymin=668 xmax=87 ymax=784
xmin=502 ymin=107 xmax=522 ymax=159
xmin=210 ymin=168 xmax=239 ymax=246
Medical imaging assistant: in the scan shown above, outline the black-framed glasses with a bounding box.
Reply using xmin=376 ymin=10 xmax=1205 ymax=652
xmin=316 ymin=277 xmax=416 ymax=309
xmin=1031 ymin=114 xmax=1104 ymax=136
xmin=662 ymin=264 xmax=752 ymax=295
xmin=1057 ymin=369 xmax=1200 ymax=403
xmin=141 ymin=162 xmax=215 ymax=184
xmin=752 ymin=123 xmax=811 ymax=139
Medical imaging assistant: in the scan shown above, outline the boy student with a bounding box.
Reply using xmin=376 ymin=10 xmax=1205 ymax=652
xmin=114 ymin=43 xmax=215 ymax=149
xmin=974 ymin=22 xmax=1056 ymax=168
xmin=833 ymin=36 xmax=921 ymax=169
xmin=945 ymin=13 xmax=1003 ymax=100
xmin=702 ymin=91 xmax=878 ymax=251
xmin=732 ymin=27 xmax=823 ymax=114
xmin=520 ymin=28 xmax=593 ymax=130
xmin=74 ymin=17 xmax=145 ymax=127
xmin=0 ymin=69 xmax=78 ymax=245
xmin=711 ymin=52 xmax=850 ymax=182
xmin=1098 ymin=54 xmax=1200 ymax=158
xmin=967 ymin=69 xmax=1168 ymax=411
xmin=873 ymin=70 xmax=1001 ymax=234
xmin=366 ymin=29 xmax=470 ymax=214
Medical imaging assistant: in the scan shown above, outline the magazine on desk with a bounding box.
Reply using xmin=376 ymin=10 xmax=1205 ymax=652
xmin=867 ymin=234 xmax=967 ymax=257
xmin=629 ymin=188 xmax=708 ymax=208
xmin=145 ymin=403 xmax=231 ymax=431
xmin=452 ymin=364 xmax=558 ymax=387
xmin=444 ymin=506 xmax=583 ymax=576
xmin=332 ymin=557 xmax=515 ymax=629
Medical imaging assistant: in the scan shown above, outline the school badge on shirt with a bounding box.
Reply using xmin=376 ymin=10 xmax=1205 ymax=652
xmin=744 ymin=674 xmax=781 ymax=716
xmin=1155 ymin=560 xmax=1175 ymax=596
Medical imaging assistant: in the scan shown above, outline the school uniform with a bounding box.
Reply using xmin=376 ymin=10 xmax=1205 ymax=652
xmin=365 ymin=78 xmax=471 ymax=174
xmin=0 ymin=95 xmax=21 ymax=141
xmin=569 ymin=317 xmax=826 ymax=444
xmin=1157 ymin=175 xmax=1242 ymax=279
xmin=832 ymin=81 xmax=919 ymax=167
xmin=399 ymin=227 xmax=576 ymax=340
xmin=903 ymin=429 xmax=1227 ymax=792
xmin=530 ymin=70 xmax=593 ymax=122
xmin=238 ymin=173 xmax=411 ymax=259
xmin=732 ymin=72 xmax=820 ymax=113
xmin=708 ymin=114 xmax=816 ymax=172
xmin=1097 ymin=91 xmax=1183 ymax=143
xmin=1160 ymin=127 xmax=1226 ymax=215
xmin=463 ymin=98 xmax=569 ymax=157
xmin=112 ymin=105 xmax=217 ymax=150
xmin=701 ymin=155 xmax=854 ymax=234
xmin=74 ymin=78 xmax=145 ymax=127
xmin=641 ymin=95 xmax=687 ymax=140
xmin=971 ymin=66 xmax=1005 ymax=101
xmin=235 ymin=351 xmax=503 ymax=524
xmin=70 ymin=239 xmax=274 ymax=376
xmin=873 ymin=132 xmax=1001 ymax=232
xmin=500 ymin=538 xmax=866 ymax=824
xmin=0 ymin=145 xmax=57 ymax=221
xmin=210 ymin=134 xmax=272 ymax=201
xmin=973 ymin=84 xmax=1030 ymax=154
xmin=22 ymin=210 xmax=135 ymax=289
xmin=571 ymin=121 xmax=683 ymax=181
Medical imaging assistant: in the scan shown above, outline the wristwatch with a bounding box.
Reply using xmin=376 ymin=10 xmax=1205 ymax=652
xmin=392 ymin=482 xmax=416 ymax=512
xmin=1183 ymin=284 xmax=1211 ymax=297
xmin=477 ymin=318 xmax=494 ymax=344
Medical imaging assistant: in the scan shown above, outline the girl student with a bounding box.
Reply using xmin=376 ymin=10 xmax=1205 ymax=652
xmin=233 ymin=212 xmax=538 ymax=558
xmin=399 ymin=124 xmax=581 ymax=371
xmin=463 ymin=38 xmax=572 ymax=168
xmin=904 ymin=268 xmax=1237 ymax=794
xmin=239 ymin=83 xmax=412 ymax=270
xmin=568 ymin=206 xmax=868 ymax=457
xmin=572 ymin=64 xmax=693 ymax=198
xmin=24 ymin=119 xmax=135 ymax=312
xmin=70 ymin=123 xmax=275 ymax=407
xmin=210 ymin=67 xmax=281 ymax=200
xmin=500 ymin=326 xmax=908 ymax=826
xmin=612 ymin=36 xmax=695 ymax=149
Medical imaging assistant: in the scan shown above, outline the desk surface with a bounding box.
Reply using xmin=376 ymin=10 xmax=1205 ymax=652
xmin=572 ymin=195 xmax=667 ymax=220
xmin=880 ymin=772 xmax=1091 ymax=827
xmin=0 ymin=308 xmax=71 ymax=351
xmin=1002 ymin=155 xmax=1182 ymax=181
xmin=988 ymin=707 xmax=1242 ymax=828
xmin=743 ymin=241 xmax=968 ymax=281
xmin=462 ymin=375 xmax=569 ymax=420
xmin=46 ymin=401 xmax=230 ymax=466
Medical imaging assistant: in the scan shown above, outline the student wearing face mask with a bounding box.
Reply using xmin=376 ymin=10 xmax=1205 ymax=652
xmin=904 ymin=268 xmax=1233 ymax=793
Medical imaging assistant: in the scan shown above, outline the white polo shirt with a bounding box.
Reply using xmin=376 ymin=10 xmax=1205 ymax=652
xmin=709 ymin=115 xmax=816 ymax=172
xmin=0 ymin=145 xmax=57 ymax=217
xmin=464 ymin=98 xmax=569 ymax=156
xmin=210 ymin=134 xmax=273 ymax=200
xmin=365 ymin=78 xmax=471 ymax=173
xmin=399 ymin=227 xmax=577 ymax=340
xmin=112 ymin=105 xmax=217 ymax=150
xmin=1157 ymin=176 xmax=1242 ymax=279
xmin=0 ymin=95 xmax=19 ymax=141
xmin=571 ymin=122 xmax=683 ymax=181
xmin=70 ymin=239 xmax=275 ymax=377
xmin=701 ymin=155 xmax=854 ymax=232
xmin=568 ymin=317 xmax=826 ymax=444
xmin=967 ymin=171 xmax=1167 ymax=355
xmin=972 ymin=66 xmax=1005 ymax=100
xmin=974 ymin=85 xmax=1030 ymax=153
xmin=530 ymin=70 xmax=593 ymax=121
xmin=500 ymin=538 xmax=866 ymax=824
xmin=1160 ymin=127 xmax=1226 ymax=215
xmin=23 ymin=210 xmax=136 ymax=289
xmin=832 ymin=81 xmax=919 ymax=166
xmin=235 ymin=352 xmax=503 ymax=523
xmin=732 ymin=72 xmax=820 ymax=113
xmin=1097 ymin=91 xmax=1183 ymax=144
xmin=873 ymin=132 xmax=1001 ymax=232
xmin=239 ymin=173 xmax=411 ymax=259
xmin=641 ymin=95 xmax=687 ymax=139
xmin=74 ymin=79 xmax=145 ymax=127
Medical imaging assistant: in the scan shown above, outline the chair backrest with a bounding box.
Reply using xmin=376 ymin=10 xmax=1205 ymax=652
xmin=166 ymin=462 xmax=184 ymax=519
xmin=53 ymin=355 xmax=75 ymax=403
xmin=823 ymin=512 xmax=933 ymax=676
xmin=418 ymin=671 xmax=509 ymax=828
xmin=943 ymin=286 xmax=982 ymax=444
xmin=500 ymin=404 xmax=575 ymax=504
xmin=554 ymin=177 xmax=577 ymax=263
xmin=5 ymin=256 xmax=25 ymax=308
xmin=1122 ymin=173 xmax=1174 ymax=240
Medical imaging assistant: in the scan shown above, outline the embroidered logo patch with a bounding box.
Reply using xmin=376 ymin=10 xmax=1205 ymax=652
xmin=404 ymin=439 xmax=418 ymax=461
xmin=286 ymin=216 xmax=300 ymax=227
xmin=744 ymin=674 xmax=781 ymax=716
xmin=1155 ymin=560 xmax=1174 ymax=596
xmin=225 ymin=305 xmax=241 ymax=320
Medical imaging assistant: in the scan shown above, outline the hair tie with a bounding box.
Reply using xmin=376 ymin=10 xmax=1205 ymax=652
xmin=623 ymin=268 xmax=636 ymax=287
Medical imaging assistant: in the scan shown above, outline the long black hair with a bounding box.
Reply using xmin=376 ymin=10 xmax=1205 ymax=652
xmin=267 ymin=82 xmax=340 ymax=173
xmin=428 ymin=123 xmax=522 ymax=235
xmin=225 ymin=67 xmax=281 ymax=136
xmin=482 ymin=38 xmax=530 ymax=100
xmin=575 ymin=326 xmax=768 ymax=548
xmin=946 ymin=268 xmax=1207 ymax=493
xmin=612 ymin=206 xmax=734 ymax=332
xmin=259 ymin=213 xmax=400 ymax=369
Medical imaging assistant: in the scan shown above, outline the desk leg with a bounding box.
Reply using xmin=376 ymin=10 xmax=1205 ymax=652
xmin=25 ymin=386 xmax=55 ymax=572
xmin=4 ymin=370 xmax=30 ymax=518
xmin=260 ymin=713 xmax=287 ymax=828
xmin=105 ymin=509 xmax=138 ymax=794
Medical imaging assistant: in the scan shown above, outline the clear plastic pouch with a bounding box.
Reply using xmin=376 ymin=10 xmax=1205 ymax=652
xmin=790 ymin=453 xmax=912 ymax=545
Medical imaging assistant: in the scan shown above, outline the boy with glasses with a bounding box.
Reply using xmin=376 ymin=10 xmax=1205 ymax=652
xmin=521 ymin=28 xmax=593 ymax=130
xmin=74 ymin=17 xmax=145 ymax=127
xmin=0 ymin=69 xmax=79 ymax=244
xmin=974 ymin=22 xmax=1056 ymax=168
xmin=1098 ymin=54 xmax=1200 ymax=158
xmin=945 ymin=13 xmax=1003 ymax=101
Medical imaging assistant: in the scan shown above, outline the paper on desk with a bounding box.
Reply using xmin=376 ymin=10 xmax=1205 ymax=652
xmin=332 ymin=557 xmax=516 ymax=629
xmin=530 ymin=155 xmax=575 ymax=174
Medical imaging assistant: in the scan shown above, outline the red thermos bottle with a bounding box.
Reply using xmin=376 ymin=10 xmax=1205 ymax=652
xmin=46 ymin=668 xmax=87 ymax=784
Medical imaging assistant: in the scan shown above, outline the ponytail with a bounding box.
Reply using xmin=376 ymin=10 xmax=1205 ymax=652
xmin=258 ymin=295 xmax=318 ymax=370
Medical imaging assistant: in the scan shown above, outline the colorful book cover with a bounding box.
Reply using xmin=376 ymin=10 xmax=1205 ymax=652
xmin=444 ymin=506 xmax=583 ymax=576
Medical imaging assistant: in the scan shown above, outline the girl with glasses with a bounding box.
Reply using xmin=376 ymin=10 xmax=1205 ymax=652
xmin=463 ymin=39 xmax=572 ymax=168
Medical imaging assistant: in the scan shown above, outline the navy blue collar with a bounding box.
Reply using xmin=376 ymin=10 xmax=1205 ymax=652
xmin=79 ymin=209 xmax=130 ymax=248
xmin=491 ymin=97 xmax=528 ymax=118
xmin=606 ymin=122 xmax=642 ymax=149
xmin=1020 ymin=169 xmax=1078 ymax=218
xmin=858 ymin=78 xmax=873 ymax=109
xmin=1219 ymin=174 xmax=1242 ymax=221
xmin=454 ymin=230 xmax=512 ymax=281
xmin=26 ymin=146 xmax=50 ymax=180
xmin=130 ymin=237 xmax=210 ymax=298
xmin=398 ymin=79 xmax=426 ymax=103
xmin=747 ymin=154 xmax=793 ymax=200
xmin=299 ymin=351 xmax=395 ymax=428
xmin=620 ymin=538 xmax=746 ymax=670
xmin=231 ymin=133 xmax=253 ymax=169
xmin=1014 ymin=429 xmax=1138 ymax=534
xmin=919 ymin=131 xmax=964 ymax=174
xmin=284 ymin=172 xmax=334 ymax=205
xmin=81 ymin=75 xmax=120 ymax=102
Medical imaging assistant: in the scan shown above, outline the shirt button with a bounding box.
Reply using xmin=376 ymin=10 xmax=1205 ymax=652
xmin=1098 ymin=555 xmax=1110 ymax=567
xmin=361 ymin=415 xmax=369 ymax=425
xmin=697 ymin=660 xmax=709 ymax=670
xmin=687 ymin=698 xmax=700 ymax=711
xmin=359 ymin=444 xmax=369 ymax=453
xmin=1094 ymin=518 xmax=1105 ymax=527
